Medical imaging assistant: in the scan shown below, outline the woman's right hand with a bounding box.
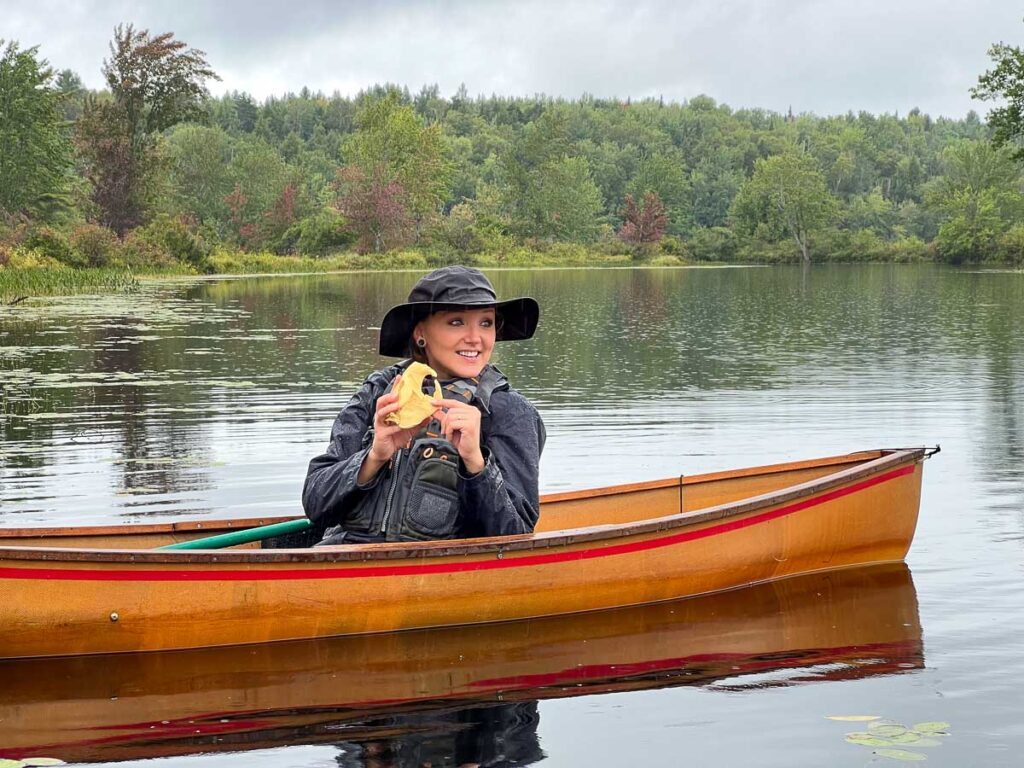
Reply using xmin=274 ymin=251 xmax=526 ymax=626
xmin=358 ymin=375 xmax=427 ymax=483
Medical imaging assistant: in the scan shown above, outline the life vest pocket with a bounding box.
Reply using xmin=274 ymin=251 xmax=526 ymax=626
xmin=406 ymin=481 xmax=458 ymax=537
xmin=402 ymin=448 xmax=460 ymax=540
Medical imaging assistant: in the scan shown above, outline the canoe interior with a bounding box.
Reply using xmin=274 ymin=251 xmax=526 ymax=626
xmin=0 ymin=450 xmax=887 ymax=549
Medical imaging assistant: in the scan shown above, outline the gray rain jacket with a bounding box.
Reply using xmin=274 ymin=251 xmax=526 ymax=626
xmin=302 ymin=362 xmax=545 ymax=542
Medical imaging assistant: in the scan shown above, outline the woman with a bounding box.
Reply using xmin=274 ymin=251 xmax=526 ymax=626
xmin=302 ymin=266 xmax=544 ymax=544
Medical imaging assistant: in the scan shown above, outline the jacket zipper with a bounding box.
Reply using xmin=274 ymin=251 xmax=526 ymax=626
xmin=380 ymin=448 xmax=403 ymax=535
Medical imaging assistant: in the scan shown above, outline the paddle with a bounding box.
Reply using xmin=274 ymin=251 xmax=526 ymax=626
xmin=158 ymin=518 xmax=313 ymax=550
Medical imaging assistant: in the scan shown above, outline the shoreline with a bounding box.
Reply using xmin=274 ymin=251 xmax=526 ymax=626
xmin=2 ymin=257 xmax=1019 ymax=303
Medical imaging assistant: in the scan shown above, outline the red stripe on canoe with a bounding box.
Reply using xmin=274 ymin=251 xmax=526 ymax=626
xmin=0 ymin=465 xmax=915 ymax=581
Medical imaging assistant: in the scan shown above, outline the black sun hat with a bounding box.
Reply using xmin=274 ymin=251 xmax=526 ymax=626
xmin=378 ymin=266 xmax=540 ymax=358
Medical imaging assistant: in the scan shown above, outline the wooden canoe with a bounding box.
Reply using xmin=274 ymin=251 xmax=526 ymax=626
xmin=0 ymin=563 xmax=921 ymax=762
xmin=0 ymin=448 xmax=930 ymax=658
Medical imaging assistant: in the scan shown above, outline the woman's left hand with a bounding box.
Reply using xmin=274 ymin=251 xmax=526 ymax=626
xmin=433 ymin=399 xmax=485 ymax=475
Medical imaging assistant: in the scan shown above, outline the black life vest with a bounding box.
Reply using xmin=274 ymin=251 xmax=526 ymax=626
xmin=377 ymin=369 xmax=481 ymax=541
xmin=319 ymin=362 xmax=508 ymax=544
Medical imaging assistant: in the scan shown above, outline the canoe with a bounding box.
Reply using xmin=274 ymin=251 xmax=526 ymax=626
xmin=0 ymin=447 xmax=931 ymax=658
xmin=0 ymin=563 xmax=921 ymax=762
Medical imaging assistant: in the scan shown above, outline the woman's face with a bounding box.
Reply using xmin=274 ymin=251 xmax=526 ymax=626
xmin=416 ymin=307 xmax=497 ymax=379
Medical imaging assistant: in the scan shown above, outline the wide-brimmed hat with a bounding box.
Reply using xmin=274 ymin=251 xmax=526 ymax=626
xmin=378 ymin=266 xmax=539 ymax=357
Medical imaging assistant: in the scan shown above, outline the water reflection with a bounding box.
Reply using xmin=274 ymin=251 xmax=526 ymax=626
xmin=331 ymin=704 xmax=542 ymax=768
xmin=0 ymin=564 xmax=920 ymax=765
xmin=2 ymin=265 xmax=1022 ymax=526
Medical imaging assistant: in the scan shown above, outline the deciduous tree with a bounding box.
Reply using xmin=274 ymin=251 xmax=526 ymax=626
xmin=972 ymin=39 xmax=1024 ymax=159
xmin=925 ymin=140 xmax=1024 ymax=262
xmin=76 ymin=98 xmax=149 ymax=234
xmin=528 ymin=156 xmax=604 ymax=242
xmin=619 ymin=191 xmax=668 ymax=245
xmin=343 ymin=92 xmax=452 ymax=233
xmin=626 ymin=153 xmax=691 ymax=234
xmin=77 ymin=25 xmax=218 ymax=234
xmin=103 ymin=25 xmax=217 ymax=141
xmin=163 ymin=123 xmax=233 ymax=230
xmin=0 ymin=41 xmax=73 ymax=217
xmin=731 ymin=150 xmax=838 ymax=262
xmin=499 ymin=109 xmax=604 ymax=241
xmin=220 ymin=138 xmax=296 ymax=248
xmin=334 ymin=165 xmax=414 ymax=253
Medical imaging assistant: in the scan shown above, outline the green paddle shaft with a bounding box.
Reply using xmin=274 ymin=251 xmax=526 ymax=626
xmin=158 ymin=518 xmax=313 ymax=550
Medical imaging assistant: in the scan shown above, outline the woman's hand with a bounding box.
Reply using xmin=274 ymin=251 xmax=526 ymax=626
xmin=358 ymin=375 xmax=428 ymax=484
xmin=433 ymin=398 xmax=485 ymax=475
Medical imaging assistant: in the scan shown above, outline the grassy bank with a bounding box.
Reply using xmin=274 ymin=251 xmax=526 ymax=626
xmin=6 ymin=237 xmax=1010 ymax=303
xmin=205 ymin=245 xmax=649 ymax=274
xmin=1 ymin=246 xmax=666 ymax=300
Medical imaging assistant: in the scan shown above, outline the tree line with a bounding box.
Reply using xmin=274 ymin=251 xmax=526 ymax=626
xmin=2 ymin=25 xmax=1024 ymax=273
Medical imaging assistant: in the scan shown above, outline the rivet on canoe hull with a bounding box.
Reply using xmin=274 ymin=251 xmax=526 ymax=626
xmin=110 ymin=612 xmax=119 ymax=622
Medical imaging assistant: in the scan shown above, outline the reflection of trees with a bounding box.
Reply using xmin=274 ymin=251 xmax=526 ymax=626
xmin=91 ymin=322 xmax=211 ymax=497
xmin=970 ymin=277 xmax=1024 ymax=491
xmin=3 ymin=265 xmax=1024 ymax=526
xmin=982 ymin=356 xmax=1023 ymax=482
xmin=492 ymin=265 xmax=1024 ymax=408
xmin=1 ymin=335 xmax=82 ymax=472
xmin=202 ymin=276 xmax=382 ymax=381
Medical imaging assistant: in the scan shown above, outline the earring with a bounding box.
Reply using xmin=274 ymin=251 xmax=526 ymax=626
xmin=416 ymin=337 xmax=426 ymax=349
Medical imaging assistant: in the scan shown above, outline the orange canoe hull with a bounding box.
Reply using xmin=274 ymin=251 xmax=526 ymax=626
xmin=0 ymin=448 xmax=927 ymax=658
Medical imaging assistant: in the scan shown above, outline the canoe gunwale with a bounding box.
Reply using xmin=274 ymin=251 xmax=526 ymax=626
xmin=0 ymin=449 xmax=890 ymax=541
xmin=0 ymin=448 xmax=925 ymax=565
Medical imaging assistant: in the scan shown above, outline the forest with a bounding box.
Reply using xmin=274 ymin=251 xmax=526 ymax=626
xmin=2 ymin=24 xmax=1024 ymax=287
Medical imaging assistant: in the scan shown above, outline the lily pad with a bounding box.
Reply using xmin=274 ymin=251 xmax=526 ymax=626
xmin=908 ymin=738 xmax=943 ymax=747
xmin=21 ymin=760 xmax=67 ymax=767
xmin=845 ymin=733 xmax=893 ymax=747
xmin=912 ymin=722 xmax=951 ymax=734
xmin=0 ymin=760 xmax=23 ymax=768
xmin=888 ymin=732 xmax=923 ymax=744
xmin=873 ymin=748 xmax=926 ymax=761
xmin=869 ymin=723 xmax=909 ymax=737
xmin=828 ymin=715 xmax=881 ymax=722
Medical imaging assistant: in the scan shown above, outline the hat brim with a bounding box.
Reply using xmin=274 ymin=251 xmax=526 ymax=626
xmin=378 ymin=297 xmax=539 ymax=358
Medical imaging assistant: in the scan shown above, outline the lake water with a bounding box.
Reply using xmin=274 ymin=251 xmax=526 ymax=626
xmin=1 ymin=264 xmax=1022 ymax=766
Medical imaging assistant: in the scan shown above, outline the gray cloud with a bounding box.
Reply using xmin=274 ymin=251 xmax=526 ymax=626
xmin=2 ymin=0 xmax=1017 ymax=118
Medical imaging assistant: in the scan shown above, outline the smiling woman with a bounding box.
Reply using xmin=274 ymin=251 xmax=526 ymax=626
xmin=302 ymin=266 xmax=545 ymax=544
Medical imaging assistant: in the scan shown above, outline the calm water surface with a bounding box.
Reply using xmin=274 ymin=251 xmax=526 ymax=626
xmin=1 ymin=265 xmax=1023 ymax=766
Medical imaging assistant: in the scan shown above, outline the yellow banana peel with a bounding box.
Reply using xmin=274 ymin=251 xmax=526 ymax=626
xmin=385 ymin=362 xmax=441 ymax=428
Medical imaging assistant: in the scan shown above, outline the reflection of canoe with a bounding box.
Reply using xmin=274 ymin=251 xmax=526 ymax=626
xmin=0 ymin=563 xmax=923 ymax=763
xmin=0 ymin=448 xmax=929 ymax=658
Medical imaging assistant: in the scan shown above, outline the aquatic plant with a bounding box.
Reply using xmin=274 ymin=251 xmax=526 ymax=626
xmin=0 ymin=267 xmax=139 ymax=301
xmin=828 ymin=716 xmax=951 ymax=762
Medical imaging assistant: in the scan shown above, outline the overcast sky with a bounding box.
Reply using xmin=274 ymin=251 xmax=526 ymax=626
xmin=3 ymin=0 xmax=1019 ymax=118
